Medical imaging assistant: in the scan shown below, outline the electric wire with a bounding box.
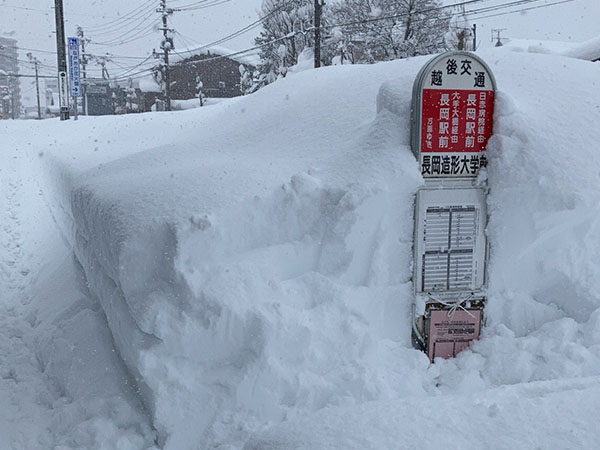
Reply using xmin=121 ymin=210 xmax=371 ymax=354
xmin=83 ymin=0 xmax=157 ymax=32
xmin=0 ymin=3 xmax=123 ymax=20
xmin=89 ymin=9 xmax=159 ymax=46
xmin=168 ymin=0 xmax=294 ymax=57
xmin=177 ymin=0 xmax=232 ymax=12
xmin=87 ymin=7 xmax=157 ymax=40
xmin=0 ymin=0 xmax=580 ymax=87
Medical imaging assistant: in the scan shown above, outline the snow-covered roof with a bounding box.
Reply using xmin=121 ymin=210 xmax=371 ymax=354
xmin=562 ymin=35 xmax=600 ymax=61
xmin=138 ymin=75 xmax=161 ymax=93
xmin=502 ymin=36 xmax=600 ymax=62
xmin=170 ymin=44 xmax=258 ymax=67
xmin=501 ymin=38 xmax=578 ymax=55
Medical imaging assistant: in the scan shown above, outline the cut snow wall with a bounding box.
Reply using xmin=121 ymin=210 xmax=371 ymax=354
xmin=36 ymin=63 xmax=426 ymax=447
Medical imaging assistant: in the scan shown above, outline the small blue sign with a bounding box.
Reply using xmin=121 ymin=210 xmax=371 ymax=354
xmin=67 ymin=37 xmax=81 ymax=97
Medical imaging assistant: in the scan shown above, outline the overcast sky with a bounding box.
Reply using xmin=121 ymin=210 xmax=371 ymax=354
xmin=1 ymin=0 xmax=598 ymax=105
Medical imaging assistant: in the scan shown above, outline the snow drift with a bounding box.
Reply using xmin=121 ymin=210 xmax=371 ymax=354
xmin=29 ymin=48 xmax=600 ymax=448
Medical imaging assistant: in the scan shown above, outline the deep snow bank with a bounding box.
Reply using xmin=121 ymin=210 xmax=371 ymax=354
xmin=38 ymin=49 xmax=600 ymax=448
xmin=246 ymin=51 xmax=600 ymax=448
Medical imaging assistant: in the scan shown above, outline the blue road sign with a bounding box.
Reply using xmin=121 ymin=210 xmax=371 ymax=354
xmin=67 ymin=37 xmax=81 ymax=97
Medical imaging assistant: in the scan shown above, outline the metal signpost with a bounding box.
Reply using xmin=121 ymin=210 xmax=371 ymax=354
xmin=67 ymin=37 xmax=81 ymax=120
xmin=410 ymin=51 xmax=496 ymax=361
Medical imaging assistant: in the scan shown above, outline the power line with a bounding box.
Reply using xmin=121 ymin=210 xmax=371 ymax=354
xmin=177 ymin=0 xmax=232 ymax=11
xmin=87 ymin=7 xmax=157 ymax=40
xmin=0 ymin=73 xmax=60 ymax=79
xmin=317 ymin=0 xmax=571 ymax=35
xmin=89 ymin=9 xmax=159 ymax=46
xmin=0 ymin=3 xmax=123 ymax=19
xmin=169 ymin=1 xmax=293 ymax=57
xmin=3 ymin=0 xmax=575 ymax=92
xmin=110 ymin=29 xmax=296 ymax=82
xmin=464 ymin=0 xmax=574 ymax=22
xmin=91 ymin=26 xmax=158 ymax=47
xmin=112 ymin=54 xmax=156 ymax=79
xmin=119 ymin=1 xmax=525 ymax=78
xmin=82 ymin=0 xmax=157 ymax=32
xmin=321 ymin=0 xmax=494 ymax=31
xmin=0 ymin=52 xmax=57 ymax=72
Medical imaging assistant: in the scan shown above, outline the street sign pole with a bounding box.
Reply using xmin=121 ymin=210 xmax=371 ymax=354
xmin=67 ymin=37 xmax=82 ymax=121
xmin=409 ymin=51 xmax=497 ymax=361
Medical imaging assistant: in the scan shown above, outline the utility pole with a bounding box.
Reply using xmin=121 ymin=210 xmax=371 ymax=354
xmin=314 ymin=0 xmax=325 ymax=68
xmin=54 ymin=0 xmax=69 ymax=120
xmin=472 ymin=24 xmax=477 ymax=51
xmin=157 ymin=0 xmax=175 ymax=111
xmin=7 ymin=73 xmax=15 ymax=120
xmin=77 ymin=26 xmax=88 ymax=115
xmin=27 ymin=53 xmax=42 ymax=120
xmin=96 ymin=55 xmax=111 ymax=80
xmin=491 ymin=29 xmax=506 ymax=47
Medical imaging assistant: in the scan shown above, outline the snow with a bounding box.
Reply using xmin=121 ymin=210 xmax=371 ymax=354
xmin=171 ymin=97 xmax=226 ymax=110
xmin=1 ymin=47 xmax=600 ymax=449
xmin=503 ymin=36 xmax=600 ymax=62
xmin=170 ymin=44 xmax=259 ymax=67
xmin=138 ymin=76 xmax=162 ymax=94
xmin=563 ymin=35 xmax=600 ymax=61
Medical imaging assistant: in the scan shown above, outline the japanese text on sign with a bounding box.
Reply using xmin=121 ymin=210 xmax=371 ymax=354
xmin=421 ymin=153 xmax=487 ymax=177
xmin=67 ymin=37 xmax=81 ymax=97
xmin=422 ymin=89 xmax=494 ymax=154
xmin=430 ymin=58 xmax=488 ymax=89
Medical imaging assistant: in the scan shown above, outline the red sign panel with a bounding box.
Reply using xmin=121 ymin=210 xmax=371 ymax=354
xmin=421 ymin=89 xmax=494 ymax=154
xmin=428 ymin=309 xmax=482 ymax=361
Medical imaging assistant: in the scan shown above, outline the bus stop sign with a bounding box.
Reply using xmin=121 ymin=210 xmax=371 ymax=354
xmin=411 ymin=51 xmax=497 ymax=178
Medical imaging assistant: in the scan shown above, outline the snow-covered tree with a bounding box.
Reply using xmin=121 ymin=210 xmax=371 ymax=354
xmin=239 ymin=64 xmax=261 ymax=95
xmin=196 ymin=77 xmax=205 ymax=106
xmin=250 ymin=0 xmax=451 ymax=92
xmin=328 ymin=0 xmax=451 ymax=63
xmin=252 ymin=0 xmax=334 ymax=90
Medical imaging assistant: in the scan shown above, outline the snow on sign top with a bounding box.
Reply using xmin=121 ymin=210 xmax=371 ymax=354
xmin=411 ymin=52 xmax=497 ymax=178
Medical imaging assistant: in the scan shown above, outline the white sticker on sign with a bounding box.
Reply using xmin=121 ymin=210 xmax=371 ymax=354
xmin=58 ymin=71 xmax=69 ymax=109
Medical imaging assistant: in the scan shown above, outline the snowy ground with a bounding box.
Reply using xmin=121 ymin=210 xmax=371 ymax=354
xmin=1 ymin=122 xmax=157 ymax=449
xmin=1 ymin=48 xmax=600 ymax=449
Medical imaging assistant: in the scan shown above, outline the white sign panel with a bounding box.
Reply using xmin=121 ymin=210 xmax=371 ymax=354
xmin=58 ymin=71 xmax=69 ymax=109
xmin=67 ymin=37 xmax=81 ymax=97
xmin=414 ymin=187 xmax=487 ymax=294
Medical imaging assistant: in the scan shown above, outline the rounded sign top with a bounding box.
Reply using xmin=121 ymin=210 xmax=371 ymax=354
xmin=413 ymin=51 xmax=497 ymax=93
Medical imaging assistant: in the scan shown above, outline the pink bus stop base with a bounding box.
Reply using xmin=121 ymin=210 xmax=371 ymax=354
xmin=428 ymin=309 xmax=482 ymax=361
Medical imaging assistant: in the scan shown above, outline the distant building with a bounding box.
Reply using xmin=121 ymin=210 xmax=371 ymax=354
xmin=85 ymin=78 xmax=114 ymax=116
xmin=0 ymin=37 xmax=21 ymax=119
xmin=142 ymin=45 xmax=256 ymax=111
